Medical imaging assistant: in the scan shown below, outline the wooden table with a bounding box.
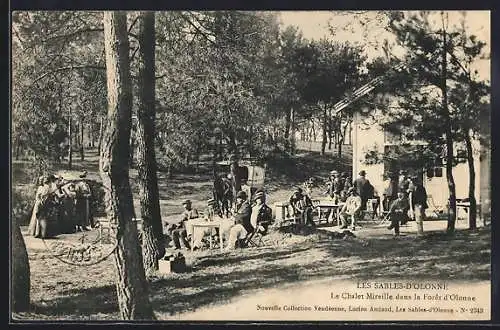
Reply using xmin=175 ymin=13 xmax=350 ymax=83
xmin=189 ymin=218 xmax=234 ymax=252
xmin=456 ymin=201 xmax=481 ymax=221
xmin=313 ymin=200 xmax=345 ymax=225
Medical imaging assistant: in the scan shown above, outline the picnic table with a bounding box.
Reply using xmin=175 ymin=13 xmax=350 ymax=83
xmin=313 ymin=199 xmax=345 ymax=225
xmin=186 ymin=217 xmax=234 ymax=251
xmin=456 ymin=201 xmax=481 ymax=221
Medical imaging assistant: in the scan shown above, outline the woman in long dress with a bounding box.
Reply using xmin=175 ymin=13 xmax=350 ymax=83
xmin=27 ymin=176 xmax=59 ymax=238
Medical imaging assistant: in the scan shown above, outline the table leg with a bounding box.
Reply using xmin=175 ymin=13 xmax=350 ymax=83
xmin=191 ymin=227 xmax=195 ymax=252
xmin=209 ymin=232 xmax=213 ymax=249
xmin=220 ymin=225 xmax=223 ymax=251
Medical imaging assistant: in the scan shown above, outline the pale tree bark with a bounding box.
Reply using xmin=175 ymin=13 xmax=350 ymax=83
xmin=136 ymin=11 xmax=165 ymax=276
xmin=101 ymin=11 xmax=155 ymax=320
xmin=12 ymin=219 xmax=30 ymax=312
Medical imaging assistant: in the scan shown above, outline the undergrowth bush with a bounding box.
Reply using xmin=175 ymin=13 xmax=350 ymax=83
xmin=12 ymin=184 xmax=36 ymax=227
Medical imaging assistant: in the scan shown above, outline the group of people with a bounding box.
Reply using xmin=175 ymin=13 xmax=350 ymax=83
xmin=309 ymin=168 xmax=429 ymax=235
xmin=321 ymin=169 xmax=374 ymax=230
xmin=167 ymin=188 xmax=274 ymax=251
xmin=383 ymin=170 xmax=428 ymax=236
xmin=28 ymin=172 xmax=93 ymax=239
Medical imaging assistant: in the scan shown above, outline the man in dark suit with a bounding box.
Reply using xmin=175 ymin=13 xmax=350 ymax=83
xmin=250 ymin=191 xmax=273 ymax=235
xmin=409 ymin=176 xmax=428 ymax=233
xmin=353 ymin=170 xmax=371 ymax=211
xmin=387 ymin=191 xmax=410 ymax=236
xmin=225 ymin=191 xmax=252 ymax=250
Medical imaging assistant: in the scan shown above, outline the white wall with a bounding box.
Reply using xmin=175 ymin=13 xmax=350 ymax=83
xmin=353 ymin=111 xmax=483 ymax=219
xmin=352 ymin=112 xmax=386 ymax=196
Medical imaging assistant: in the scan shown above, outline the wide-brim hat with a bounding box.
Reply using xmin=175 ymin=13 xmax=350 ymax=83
xmin=182 ymin=199 xmax=191 ymax=205
xmin=253 ymin=191 xmax=264 ymax=200
xmin=329 ymin=170 xmax=338 ymax=175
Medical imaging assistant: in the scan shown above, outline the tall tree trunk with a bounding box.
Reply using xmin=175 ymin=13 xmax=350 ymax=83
xmin=284 ymin=107 xmax=291 ymax=152
xmin=441 ymin=16 xmax=457 ymax=233
xmin=290 ymin=107 xmax=295 ymax=154
xmin=135 ymin=11 xmax=164 ymax=276
xmin=327 ymin=109 xmax=333 ymax=150
xmin=312 ymin=119 xmax=316 ymax=141
xmin=230 ymin=158 xmax=241 ymax=203
xmin=12 ymin=220 xmax=30 ymax=312
xmin=338 ymin=119 xmax=350 ymax=158
xmin=80 ymin=118 xmax=85 ymax=161
xmin=88 ymin=121 xmax=93 ymax=148
xmin=321 ymin=105 xmax=327 ymax=156
xmin=15 ymin=138 xmax=21 ymax=160
xmin=68 ymin=108 xmax=72 ymax=170
xmin=101 ymin=11 xmax=155 ymax=320
xmin=464 ymin=130 xmax=477 ymax=230
xmin=98 ymin=115 xmax=104 ymax=154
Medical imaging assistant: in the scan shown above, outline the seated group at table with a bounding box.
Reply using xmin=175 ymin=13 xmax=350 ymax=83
xmin=167 ymin=190 xmax=273 ymax=251
xmin=288 ymin=187 xmax=315 ymax=228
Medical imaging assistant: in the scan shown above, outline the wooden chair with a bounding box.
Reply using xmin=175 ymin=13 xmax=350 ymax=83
xmin=364 ymin=198 xmax=380 ymax=221
xmin=427 ymin=195 xmax=447 ymax=219
xmin=244 ymin=226 xmax=265 ymax=248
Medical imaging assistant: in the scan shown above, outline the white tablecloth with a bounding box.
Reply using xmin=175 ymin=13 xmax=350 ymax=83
xmin=185 ymin=217 xmax=235 ymax=247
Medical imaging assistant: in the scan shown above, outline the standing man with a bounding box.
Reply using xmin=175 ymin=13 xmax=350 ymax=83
xmin=171 ymin=200 xmax=199 ymax=250
xmin=353 ymin=170 xmax=371 ymax=211
xmin=383 ymin=173 xmax=399 ymax=213
xmin=409 ymin=176 xmax=428 ymax=235
xmin=398 ymin=170 xmax=411 ymax=196
xmin=74 ymin=180 xmax=92 ymax=231
xmin=387 ymin=191 xmax=410 ymax=237
xmin=324 ymin=171 xmax=337 ymax=200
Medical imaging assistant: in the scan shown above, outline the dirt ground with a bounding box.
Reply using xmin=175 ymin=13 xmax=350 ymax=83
xmin=11 ymin=147 xmax=491 ymax=321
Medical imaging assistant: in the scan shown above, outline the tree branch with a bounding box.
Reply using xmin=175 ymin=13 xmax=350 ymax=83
xmin=180 ymin=12 xmax=217 ymax=47
xmin=128 ymin=15 xmax=140 ymax=34
xmin=40 ymin=28 xmax=104 ymax=43
xmin=32 ymin=65 xmax=105 ymax=84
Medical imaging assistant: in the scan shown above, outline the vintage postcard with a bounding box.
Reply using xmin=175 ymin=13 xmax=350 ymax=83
xmin=10 ymin=10 xmax=491 ymax=322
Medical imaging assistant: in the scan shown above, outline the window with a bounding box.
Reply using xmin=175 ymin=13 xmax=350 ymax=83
xmin=426 ymin=167 xmax=443 ymax=178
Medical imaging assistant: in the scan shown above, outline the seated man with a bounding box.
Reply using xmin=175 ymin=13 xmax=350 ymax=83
xmin=250 ymin=191 xmax=273 ymax=236
xmin=289 ymin=187 xmax=315 ymax=227
xmin=338 ymin=187 xmax=362 ymax=230
xmin=387 ymin=191 xmax=410 ymax=236
xmin=225 ymin=191 xmax=252 ymax=251
xmin=171 ymin=199 xmax=199 ymax=250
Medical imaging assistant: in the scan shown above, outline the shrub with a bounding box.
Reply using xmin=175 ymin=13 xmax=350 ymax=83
xmin=12 ymin=184 xmax=36 ymax=227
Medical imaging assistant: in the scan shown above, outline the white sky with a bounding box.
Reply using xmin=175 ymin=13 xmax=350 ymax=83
xmin=278 ymin=10 xmax=490 ymax=82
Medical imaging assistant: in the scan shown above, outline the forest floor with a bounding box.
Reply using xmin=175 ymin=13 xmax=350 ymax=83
xmin=11 ymin=144 xmax=491 ymax=321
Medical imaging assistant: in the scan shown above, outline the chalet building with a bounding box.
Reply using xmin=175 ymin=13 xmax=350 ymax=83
xmin=351 ymin=109 xmax=489 ymax=220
